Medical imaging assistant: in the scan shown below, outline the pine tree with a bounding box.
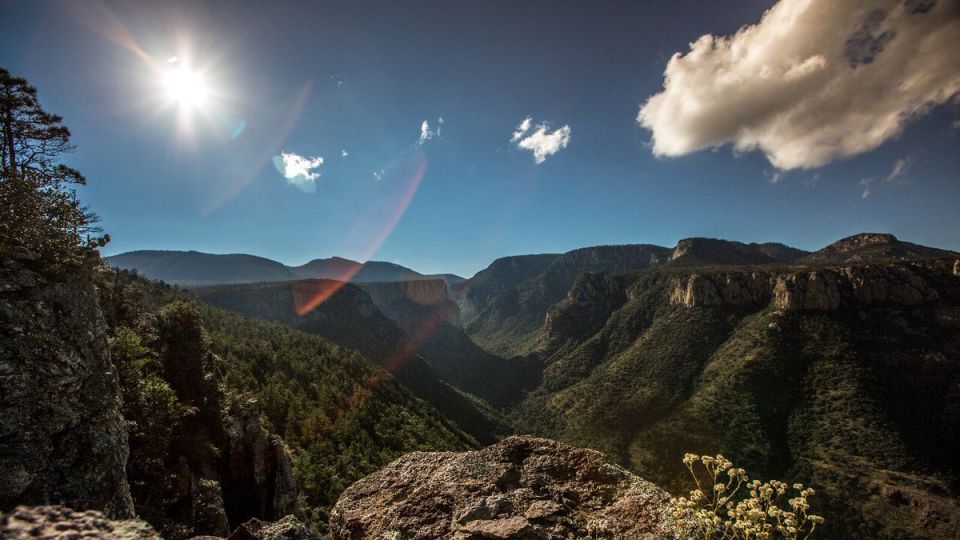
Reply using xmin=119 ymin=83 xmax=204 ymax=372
xmin=0 ymin=67 xmax=104 ymax=263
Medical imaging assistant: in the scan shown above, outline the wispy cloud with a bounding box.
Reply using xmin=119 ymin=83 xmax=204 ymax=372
xmin=272 ymin=151 xmax=323 ymax=193
xmin=860 ymin=157 xmax=912 ymax=198
xmin=637 ymin=0 xmax=960 ymax=171
xmin=341 ymin=149 xmax=349 ymax=158
xmin=885 ymin=157 xmax=910 ymax=183
xmin=373 ymin=169 xmax=384 ymax=181
xmin=511 ymin=117 xmax=533 ymax=142
xmin=511 ymin=117 xmax=572 ymax=164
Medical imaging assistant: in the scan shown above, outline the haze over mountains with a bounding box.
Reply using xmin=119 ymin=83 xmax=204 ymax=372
xmin=106 ymin=250 xmax=465 ymax=287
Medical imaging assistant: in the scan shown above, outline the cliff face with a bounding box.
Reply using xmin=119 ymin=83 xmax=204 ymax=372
xmin=656 ymin=262 xmax=951 ymax=311
xmin=461 ymin=245 xmax=670 ymax=357
xmin=0 ymin=249 xmax=134 ymax=517
xmin=330 ymin=436 xmax=683 ymax=540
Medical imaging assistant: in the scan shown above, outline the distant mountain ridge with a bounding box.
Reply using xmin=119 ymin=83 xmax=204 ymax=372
xmin=107 ymin=250 xmax=465 ymax=287
xmin=457 ymin=239 xmax=817 ymax=357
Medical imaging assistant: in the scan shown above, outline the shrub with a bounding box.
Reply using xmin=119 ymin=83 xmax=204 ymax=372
xmin=672 ymin=453 xmax=823 ymax=539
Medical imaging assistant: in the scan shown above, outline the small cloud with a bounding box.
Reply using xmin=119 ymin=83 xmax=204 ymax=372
xmin=511 ymin=117 xmax=533 ymax=142
xmin=511 ymin=117 xmax=572 ymax=164
xmin=417 ymin=117 xmax=443 ymax=146
xmin=341 ymin=149 xmax=349 ymax=158
xmin=885 ymin=157 xmax=910 ymax=184
xmin=767 ymin=170 xmax=784 ymax=184
xmin=273 ymin=151 xmax=323 ymax=193
xmin=859 ymin=177 xmax=875 ymax=199
xmin=373 ymin=169 xmax=384 ymax=181
xmin=804 ymin=172 xmax=821 ymax=188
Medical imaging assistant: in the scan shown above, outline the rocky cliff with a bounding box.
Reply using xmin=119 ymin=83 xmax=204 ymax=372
xmin=658 ymin=261 xmax=953 ymax=311
xmin=330 ymin=436 xmax=683 ymax=539
xmin=0 ymin=249 xmax=134 ymax=517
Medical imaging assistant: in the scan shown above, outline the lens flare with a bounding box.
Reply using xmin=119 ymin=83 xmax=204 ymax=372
xmin=293 ymin=151 xmax=428 ymax=316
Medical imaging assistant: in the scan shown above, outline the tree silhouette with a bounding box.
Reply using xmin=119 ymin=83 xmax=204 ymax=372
xmin=0 ymin=67 xmax=104 ymax=263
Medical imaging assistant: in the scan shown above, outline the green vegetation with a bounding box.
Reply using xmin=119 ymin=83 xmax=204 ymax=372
xmin=512 ymin=265 xmax=960 ymax=539
xmin=673 ymin=453 xmax=823 ymax=539
xmin=99 ymin=270 xmax=475 ymax=532
xmin=0 ymin=67 xmax=104 ymax=266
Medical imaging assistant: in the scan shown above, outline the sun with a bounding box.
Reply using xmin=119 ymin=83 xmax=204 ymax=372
xmin=162 ymin=64 xmax=209 ymax=110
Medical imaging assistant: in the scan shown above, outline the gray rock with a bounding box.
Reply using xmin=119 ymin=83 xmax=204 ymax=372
xmin=0 ymin=505 xmax=160 ymax=539
xmin=330 ymin=436 xmax=684 ymax=539
xmin=0 ymin=253 xmax=134 ymax=517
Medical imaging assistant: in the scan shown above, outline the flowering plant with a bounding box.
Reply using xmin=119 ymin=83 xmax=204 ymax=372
xmin=672 ymin=453 xmax=823 ymax=539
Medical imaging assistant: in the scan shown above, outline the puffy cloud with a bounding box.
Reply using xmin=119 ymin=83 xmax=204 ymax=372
xmin=511 ymin=117 xmax=572 ymax=164
xmin=637 ymin=0 xmax=960 ymax=170
xmin=341 ymin=149 xmax=349 ymax=157
xmin=272 ymin=151 xmax=323 ymax=193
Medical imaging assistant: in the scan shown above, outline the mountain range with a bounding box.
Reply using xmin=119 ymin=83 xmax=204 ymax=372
xmin=25 ymin=232 xmax=960 ymax=539
xmin=106 ymin=250 xmax=465 ymax=287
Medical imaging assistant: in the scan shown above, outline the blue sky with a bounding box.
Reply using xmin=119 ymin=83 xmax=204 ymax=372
xmin=2 ymin=0 xmax=958 ymax=277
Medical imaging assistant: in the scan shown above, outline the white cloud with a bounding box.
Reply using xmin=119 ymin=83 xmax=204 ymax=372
xmin=341 ymin=149 xmax=349 ymax=157
xmin=373 ymin=169 xmax=384 ymax=181
xmin=417 ymin=117 xmax=443 ymax=146
xmin=637 ymin=0 xmax=960 ymax=170
xmin=511 ymin=117 xmax=572 ymax=164
xmin=272 ymin=151 xmax=323 ymax=193
xmin=511 ymin=117 xmax=533 ymax=142
xmin=859 ymin=177 xmax=875 ymax=199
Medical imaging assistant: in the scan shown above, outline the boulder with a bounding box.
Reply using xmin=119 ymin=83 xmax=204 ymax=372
xmin=226 ymin=516 xmax=319 ymax=540
xmin=330 ymin=436 xmax=683 ymax=539
xmin=0 ymin=505 xmax=160 ymax=539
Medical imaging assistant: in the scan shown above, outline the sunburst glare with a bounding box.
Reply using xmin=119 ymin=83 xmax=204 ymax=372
xmin=162 ymin=61 xmax=209 ymax=110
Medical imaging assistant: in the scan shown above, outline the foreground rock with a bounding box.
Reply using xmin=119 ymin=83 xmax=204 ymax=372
xmin=225 ymin=516 xmax=319 ymax=540
xmin=0 ymin=505 xmax=160 ymax=539
xmin=330 ymin=436 xmax=683 ymax=539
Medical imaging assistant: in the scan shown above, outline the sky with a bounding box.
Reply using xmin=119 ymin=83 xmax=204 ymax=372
xmin=1 ymin=0 xmax=958 ymax=277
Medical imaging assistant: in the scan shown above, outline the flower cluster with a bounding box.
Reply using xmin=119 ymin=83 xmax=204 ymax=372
xmin=671 ymin=453 xmax=823 ymax=539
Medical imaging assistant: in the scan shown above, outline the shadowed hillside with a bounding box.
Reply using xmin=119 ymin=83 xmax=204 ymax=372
xmin=191 ymin=279 xmax=510 ymax=443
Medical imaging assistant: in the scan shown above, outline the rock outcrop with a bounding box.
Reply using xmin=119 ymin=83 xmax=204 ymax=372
xmin=330 ymin=436 xmax=683 ymax=539
xmin=0 ymin=250 xmax=134 ymax=517
xmin=0 ymin=505 xmax=160 ymax=539
xmin=225 ymin=516 xmax=319 ymax=540
xmin=660 ymin=262 xmax=952 ymax=311
xmin=800 ymin=233 xmax=957 ymax=264
xmin=668 ymin=272 xmax=770 ymax=308
xmin=222 ymin=400 xmax=298 ymax=526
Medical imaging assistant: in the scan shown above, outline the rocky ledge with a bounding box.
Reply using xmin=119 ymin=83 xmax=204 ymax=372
xmin=330 ymin=436 xmax=683 ymax=539
xmin=0 ymin=506 xmax=160 ymax=539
